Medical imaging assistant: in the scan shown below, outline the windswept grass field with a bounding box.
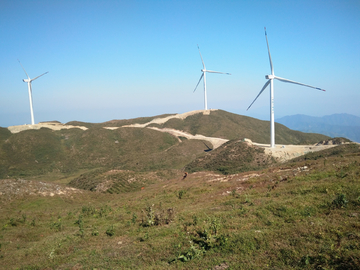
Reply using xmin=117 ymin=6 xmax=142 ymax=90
xmin=1 ymin=144 xmax=359 ymax=269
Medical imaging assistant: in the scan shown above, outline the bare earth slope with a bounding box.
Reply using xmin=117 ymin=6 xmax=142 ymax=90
xmin=8 ymin=122 xmax=88 ymax=133
xmin=253 ymin=142 xmax=337 ymax=162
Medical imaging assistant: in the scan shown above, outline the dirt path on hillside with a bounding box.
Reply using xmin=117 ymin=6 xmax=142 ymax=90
xmin=122 ymin=109 xmax=216 ymax=128
xmin=147 ymin=127 xmax=228 ymax=149
xmin=110 ymin=109 xmax=227 ymax=149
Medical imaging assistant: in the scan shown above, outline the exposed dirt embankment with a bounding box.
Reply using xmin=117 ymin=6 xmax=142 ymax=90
xmin=148 ymin=127 xmax=228 ymax=149
xmin=252 ymin=138 xmax=353 ymax=162
xmin=115 ymin=109 xmax=227 ymax=149
xmin=122 ymin=109 xmax=216 ymax=128
xmin=252 ymin=142 xmax=337 ymax=162
xmin=8 ymin=122 xmax=88 ymax=133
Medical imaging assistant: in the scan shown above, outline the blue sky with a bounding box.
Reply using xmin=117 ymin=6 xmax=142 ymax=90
xmin=1 ymin=0 xmax=359 ymax=127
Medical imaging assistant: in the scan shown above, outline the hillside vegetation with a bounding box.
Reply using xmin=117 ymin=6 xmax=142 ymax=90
xmin=0 ymin=127 xmax=206 ymax=179
xmin=0 ymin=110 xmax=359 ymax=269
xmin=150 ymin=110 xmax=329 ymax=144
xmin=0 ymin=143 xmax=359 ymax=269
xmin=185 ymin=139 xmax=276 ymax=175
xmin=0 ymin=110 xmax=330 ymax=180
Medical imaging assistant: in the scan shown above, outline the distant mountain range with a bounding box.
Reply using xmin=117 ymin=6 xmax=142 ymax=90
xmin=276 ymin=113 xmax=360 ymax=143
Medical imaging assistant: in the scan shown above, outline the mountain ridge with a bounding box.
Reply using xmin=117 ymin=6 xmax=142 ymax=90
xmin=276 ymin=113 xmax=360 ymax=142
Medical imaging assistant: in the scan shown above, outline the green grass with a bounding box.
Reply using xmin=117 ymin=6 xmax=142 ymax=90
xmin=185 ymin=139 xmax=276 ymax=175
xmin=0 ymin=126 xmax=207 ymax=179
xmin=1 ymin=147 xmax=359 ymax=269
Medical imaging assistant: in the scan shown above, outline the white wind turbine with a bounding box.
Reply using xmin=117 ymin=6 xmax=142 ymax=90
xmin=18 ymin=60 xmax=48 ymax=125
xmin=247 ymin=28 xmax=325 ymax=148
xmin=193 ymin=45 xmax=231 ymax=110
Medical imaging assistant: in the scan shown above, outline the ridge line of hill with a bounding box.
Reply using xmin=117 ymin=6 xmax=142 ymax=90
xmin=7 ymin=109 xmax=214 ymax=134
xmin=5 ymin=109 xmax=344 ymax=162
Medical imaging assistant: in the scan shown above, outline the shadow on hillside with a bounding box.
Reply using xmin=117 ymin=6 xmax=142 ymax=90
xmin=203 ymin=141 xmax=213 ymax=152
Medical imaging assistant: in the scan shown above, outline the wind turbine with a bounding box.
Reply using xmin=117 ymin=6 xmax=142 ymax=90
xmin=18 ymin=60 xmax=48 ymax=125
xmin=193 ymin=45 xmax=231 ymax=110
xmin=247 ymin=28 xmax=325 ymax=148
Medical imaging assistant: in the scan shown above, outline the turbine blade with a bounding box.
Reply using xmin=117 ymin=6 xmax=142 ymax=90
xmin=197 ymin=44 xmax=206 ymax=69
xmin=18 ymin=59 xmax=30 ymax=79
xmin=206 ymin=70 xmax=231 ymax=75
xmin=247 ymin=79 xmax=271 ymax=110
xmin=274 ymin=76 xmax=326 ymax=91
xmin=31 ymin=72 xmax=49 ymax=82
xmin=264 ymin=27 xmax=274 ymax=75
xmin=193 ymin=73 xmax=204 ymax=93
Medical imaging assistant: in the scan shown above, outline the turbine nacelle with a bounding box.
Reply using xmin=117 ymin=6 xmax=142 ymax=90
xmin=265 ymin=75 xmax=275 ymax=80
xmin=23 ymin=79 xmax=30 ymax=83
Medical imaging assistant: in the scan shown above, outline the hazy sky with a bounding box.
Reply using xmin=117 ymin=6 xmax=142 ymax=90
xmin=1 ymin=0 xmax=359 ymax=127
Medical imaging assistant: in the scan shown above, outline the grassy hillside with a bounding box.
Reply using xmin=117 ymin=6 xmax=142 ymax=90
xmin=0 ymin=144 xmax=359 ymax=269
xmin=0 ymin=127 xmax=11 ymax=140
xmin=151 ymin=110 xmax=330 ymax=144
xmin=0 ymin=110 xmax=359 ymax=268
xmin=0 ymin=127 xmax=207 ymax=179
xmin=67 ymin=140 xmax=277 ymax=193
xmin=185 ymin=140 xmax=276 ymax=175
xmin=1 ymin=128 xmax=67 ymax=177
xmin=0 ymin=128 xmax=13 ymax=177
xmin=1 ymin=110 xmax=330 ymax=179
xmin=68 ymin=169 xmax=177 ymax=194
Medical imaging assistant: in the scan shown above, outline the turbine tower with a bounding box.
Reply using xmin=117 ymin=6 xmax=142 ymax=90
xmin=247 ymin=28 xmax=325 ymax=148
xmin=18 ymin=60 xmax=48 ymax=125
xmin=193 ymin=45 xmax=231 ymax=110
